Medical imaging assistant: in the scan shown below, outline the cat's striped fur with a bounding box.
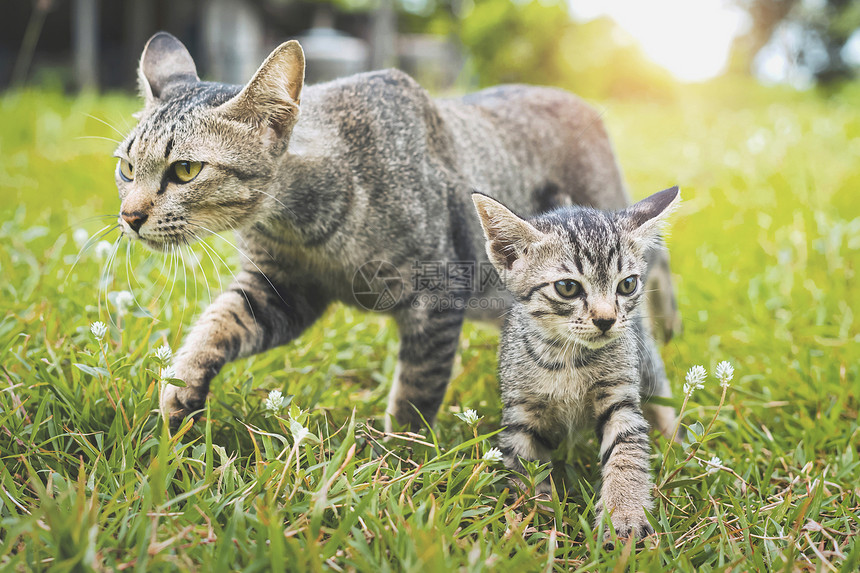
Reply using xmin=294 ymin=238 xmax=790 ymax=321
xmin=116 ymin=33 xmax=681 ymax=432
xmin=472 ymin=187 xmax=681 ymax=541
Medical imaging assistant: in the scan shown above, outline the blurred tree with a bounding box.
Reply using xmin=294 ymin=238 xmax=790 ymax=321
xmin=459 ymin=0 xmax=676 ymax=100
xmin=730 ymin=0 xmax=860 ymax=83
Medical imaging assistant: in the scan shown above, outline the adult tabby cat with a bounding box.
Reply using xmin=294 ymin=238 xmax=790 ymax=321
xmin=472 ymin=186 xmax=680 ymax=541
xmin=115 ymin=32 xmax=680 ymax=430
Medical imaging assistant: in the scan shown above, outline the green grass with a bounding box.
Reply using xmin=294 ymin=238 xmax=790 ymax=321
xmin=0 ymin=84 xmax=858 ymax=571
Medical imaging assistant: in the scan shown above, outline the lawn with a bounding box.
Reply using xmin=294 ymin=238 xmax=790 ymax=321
xmin=0 ymin=83 xmax=858 ymax=571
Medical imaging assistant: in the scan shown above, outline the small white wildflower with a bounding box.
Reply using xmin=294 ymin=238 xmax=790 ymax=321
xmin=716 ymin=361 xmax=734 ymax=388
xmin=94 ymin=240 xmax=113 ymax=259
xmin=264 ymin=389 xmax=284 ymax=412
xmin=289 ymin=417 xmax=310 ymax=445
xmin=704 ymin=456 xmax=722 ymax=475
xmin=154 ymin=344 xmax=172 ymax=363
xmin=114 ymin=290 xmax=134 ymax=314
xmin=90 ymin=321 xmax=107 ymax=341
xmin=455 ymin=408 xmax=482 ymax=426
xmin=73 ymin=228 xmax=89 ymax=248
xmin=483 ymin=447 xmax=504 ymax=463
xmin=683 ymin=365 xmax=707 ymax=396
xmin=160 ymin=365 xmax=176 ymax=381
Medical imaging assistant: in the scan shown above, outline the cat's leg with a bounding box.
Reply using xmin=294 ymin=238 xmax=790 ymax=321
xmin=385 ymin=303 xmax=465 ymax=431
xmin=497 ymin=401 xmax=563 ymax=497
xmin=644 ymin=243 xmax=681 ymax=344
xmin=162 ymin=270 xmax=328 ymax=425
xmin=593 ymin=387 xmax=655 ymax=541
xmin=637 ymin=320 xmax=680 ymax=441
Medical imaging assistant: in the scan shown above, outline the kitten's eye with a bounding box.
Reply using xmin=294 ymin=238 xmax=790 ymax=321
xmin=171 ymin=161 xmax=203 ymax=183
xmin=554 ymin=279 xmax=581 ymax=298
xmin=617 ymin=276 xmax=638 ymax=295
xmin=118 ymin=159 xmax=134 ymax=182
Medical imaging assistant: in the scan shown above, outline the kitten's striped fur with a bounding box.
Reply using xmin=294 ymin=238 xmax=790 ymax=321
xmin=472 ymin=187 xmax=681 ymax=541
xmin=116 ymin=33 xmax=681 ymax=433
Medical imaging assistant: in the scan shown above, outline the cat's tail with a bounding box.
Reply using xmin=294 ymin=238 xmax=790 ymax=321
xmin=645 ymin=243 xmax=682 ymax=344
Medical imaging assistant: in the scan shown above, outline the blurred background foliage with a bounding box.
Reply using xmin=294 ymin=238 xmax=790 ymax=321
xmin=2 ymin=0 xmax=859 ymax=99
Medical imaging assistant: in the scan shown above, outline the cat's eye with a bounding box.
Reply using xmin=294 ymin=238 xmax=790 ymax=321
xmin=554 ymin=279 xmax=582 ymax=298
xmin=118 ymin=159 xmax=134 ymax=182
xmin=171 ymin=161 xmax=203 ymax=183
xmin=617 ymin=276 xmax=638 ymax=295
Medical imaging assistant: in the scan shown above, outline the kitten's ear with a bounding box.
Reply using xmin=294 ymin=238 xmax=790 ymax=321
xmin=624 ymin=185 xmax=681 ymax=239
xmin=472 ymin=192 xmax=543 ymax=271
xmin=138 ymin=32 xmax=199 ymax=104
xmin=216 ymin=40 xmax=305 ymax=138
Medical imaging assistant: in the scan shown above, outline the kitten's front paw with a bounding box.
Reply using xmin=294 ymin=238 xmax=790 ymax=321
xmin=599 ymin=507 xmax=654 ymax=546
xmin=160 ymin=382 xmax=208 ymax=428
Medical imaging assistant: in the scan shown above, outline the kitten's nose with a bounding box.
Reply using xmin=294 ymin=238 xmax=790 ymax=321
xmin=592 ymin=317 xmax=616 ymax=333
xmin=121 ymin=211 xmax=148 ymax=233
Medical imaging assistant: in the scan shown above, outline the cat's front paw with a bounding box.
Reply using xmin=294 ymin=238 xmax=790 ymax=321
xmin=598 ymin=507 xmax=654 ymax=546
xmin=160 ymin=382 xmax=208 ymax=428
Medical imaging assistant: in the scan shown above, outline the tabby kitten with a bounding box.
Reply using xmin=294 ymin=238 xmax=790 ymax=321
xmin=117 ymin=32 xmax=681 ymax=432
xmin=472 ymin=186 xmax=680 ymax=541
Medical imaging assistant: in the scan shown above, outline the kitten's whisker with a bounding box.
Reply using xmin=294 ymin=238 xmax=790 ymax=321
xmin=188 ymin=244 xmax=212 ymax=306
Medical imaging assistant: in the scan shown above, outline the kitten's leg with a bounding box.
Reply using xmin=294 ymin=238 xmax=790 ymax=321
xmin=385 ymin=304 xmax=465 ymax=431
xmin=498 ymin=402 xmax=562 ymax=497
xmin=593 ymin=388 xmax=655 ymax=541
xmin=162 ymin=270 xmax=328 ymax=425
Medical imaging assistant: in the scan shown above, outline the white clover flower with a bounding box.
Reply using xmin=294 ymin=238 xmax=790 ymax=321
xmin=704 ymin=456 xmax=722 ymax=475
xmin=90 ymin=321 xmax=107 ymax=341
xmin=716 ymin=361 xmax=735 ymax=388
xmin=455 ymin=408 xmax=482 ymax=426
xmin=114 ymin=291 xmax=134 ymax=315
xmin=483 ymin=447 xmax=504 ymax=463
xmin=160 ymin=365 xmax=176 ymax=381
xmin=264 ymin=389 xmax=285 ymax=412
xmin=683 ymin=365 xmax=707 ymax=396
xmin=94 ymin=240 xmax=113 ymax=259
xmin=155 ymin=344 xmax=172 ymax=363
xmin=73 ymin=228 xmax=89 ymax=248
xmin=289 ymin=417 xmax=310 ymax=445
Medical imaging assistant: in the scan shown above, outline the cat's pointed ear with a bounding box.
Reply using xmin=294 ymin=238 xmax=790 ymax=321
xmin=472 ymin=192 xmax=543 ymax=271
xmin=624 ymin=186 xmax=681 ymax=240
xmin=138 ymin=32 xmax=199 ymax=104
xmin=216 ymin=40 xmax=305 ymax=138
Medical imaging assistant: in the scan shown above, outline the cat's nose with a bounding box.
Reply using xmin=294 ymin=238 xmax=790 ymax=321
xmin=592 ymin=317 xmax=616 ymax=333
xmin=121 ymin=211 xmax=149 ymax=233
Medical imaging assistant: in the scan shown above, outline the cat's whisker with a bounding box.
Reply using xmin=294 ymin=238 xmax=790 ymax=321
xmin=189 ymin=230 xmax=259 ymax=330
xmin=256 ymin=189 xmax=296 ymax=218
xmin=193 ymin=235 xmax=224 ymax=295
xmin=83 ymin=112 xmax=127 ymax=139
xmin=123 ymin=241 xmax=155 ymax=320
xmin=187 ymin=221 xmax=287 ymax=309
xmin=76 ymin=135 xmax=122 ymax=145
xmin=178 ymin=243 xmax=190 ymax=328
xmin=65 ymin=224 xmax=120 ymax=286
xmin=100 ymin=235 xmax=124 ymax=329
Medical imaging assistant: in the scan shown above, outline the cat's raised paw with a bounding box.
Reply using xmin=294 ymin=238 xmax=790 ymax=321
xmin=160 ymin=383 xmax=207 ymax=428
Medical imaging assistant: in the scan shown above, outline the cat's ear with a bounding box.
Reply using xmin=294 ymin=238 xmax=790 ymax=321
xmin=624 ymin=185 xmax=681 ymax=240
xmin=472 ymin=192 xmax=543 ymax=272
xmin=138 ymin=32 xmax=199 ymax=104
xmin=216 ymin=40 xmax=305 ymax=138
